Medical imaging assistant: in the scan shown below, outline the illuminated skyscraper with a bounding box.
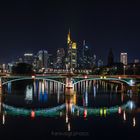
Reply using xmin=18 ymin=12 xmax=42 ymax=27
xmin=56 ymin=48 xmax=65 ymax=68
xmin=78 ymin=40 xmax=96 ymax=69
xmin=24 ymin=53 xmax=34 ymax=65
xmin=37 ymin=50 xmax=49 ymax=69
xmin=66 ymin=29 xmax=77 ymax=70
xmin=120 ymin=53 xmax=127 ymax=65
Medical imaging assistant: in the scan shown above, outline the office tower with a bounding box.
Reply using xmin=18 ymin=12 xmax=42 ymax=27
xmin=134 ymin=59 xmax=139 ymax=63
xmin=98 ymin=59 xmax=103 ymax=67
xmin=37 ymin=50 xmax=49 ymax=69
xmin=120 ymin=52 xmax=127 ymax=65
xmin=24 ymin=53 xmax=34 ymax=65
xmin=56 ymin=48 xmax=65 ymax=68
xmin=78 ymin=40 xmax=96 ymax=69
xmin=66 ymin=29 xmax=77 ymax=70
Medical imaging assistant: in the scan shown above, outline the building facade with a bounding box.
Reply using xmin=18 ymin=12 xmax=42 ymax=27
xmin=24 ymin=53 xmax=34 ymax=65
xmin=120 ymin=52 xmax=127 ymax=65
xmin=66 ymin=29 xmax=77 ymax=71
xmin=37 ymin=50 xmax=49 ymax=70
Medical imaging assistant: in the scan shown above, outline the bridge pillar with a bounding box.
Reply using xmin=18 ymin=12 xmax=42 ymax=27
xmin=115 ymin=85 xmax=118 ymax=92
xmin=121 ymin=83 xmax=124 ymax=92
xmin=65 ymin=78 xmax=74 ymax=89
xmin=111 ymin=84 xmax=113 ymax=92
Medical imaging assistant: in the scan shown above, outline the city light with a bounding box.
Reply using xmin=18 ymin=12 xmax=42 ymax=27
xmin=104 ymin=76 xmax=106 ymax=79
xmin=31 ymin=110 xmax=35 ymax=118
xmin=100 ymin=108 xmax=103 ymax=116
xmin=123 ymin=111 xmax=126 ymax=121
xmin=2 ymin=114 xmax=5 ymax=125
xmin=84 ymin=75 xmax=87 ymax=79
xmin=118 ymin=107 xmax=122 ymax=114
xmin=32 ymin=75 xmax=35 ymax=79
xmin=84 ymin=109 xmax=87 ymax=118
xmin=103 ymin=108 xmax=107 ymax=116
xmin=129 ymin=79 xmax=135 ymax=86
xmin=68 ymin=123 xmax=71 ymax=131
xmin=133 ymin=117 xmax=136 ymax=127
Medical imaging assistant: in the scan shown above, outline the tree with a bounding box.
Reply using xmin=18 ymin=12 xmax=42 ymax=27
xmin=12 ymin=63 xmax=34 ymax=75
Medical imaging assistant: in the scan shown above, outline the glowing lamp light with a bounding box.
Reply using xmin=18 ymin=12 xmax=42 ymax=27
xmin=100 ymin=76 xmax=103 ymax=79
xmin=32 ymin=75 xmax=35 ymax=79
xmin=104 ymin=108 xmax=107 ymax=116
xmin=31 ymin=110 xmax=35 ymax=118
xmin=77 ymin=110 xmax=79 ymax=116
xmin=118 ymin=107 xmax=122 ymax=114
xmin=2 ymin=114 xmax=5 ymax=125
xmin=60 ymin=112 xmax=62 ymax=117
xmin=123 ymin=111 xmax=126 ymax=121
xmin=130 ymin=79 xmax=134 ymax=86
xmin=100 ymin=109 xmax=103 ymax=116
xmin=84 ymin=75 xmax=87 ymax=79
xmin=84 ymin=109 xmax=87 ymax=118
xmin=68 ymin=123 xmax=71 ymax=131
xmin=133 ymin=117 xmax=136 ymax=127
xmin=118 ymin=77 xmax=121 ymax=79
xmin=104 ymin=76 xmax=106 ymax=79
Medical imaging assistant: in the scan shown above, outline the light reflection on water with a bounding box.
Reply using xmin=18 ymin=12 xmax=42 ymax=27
xmin=0 ymin=79 xmax=140 ymax=138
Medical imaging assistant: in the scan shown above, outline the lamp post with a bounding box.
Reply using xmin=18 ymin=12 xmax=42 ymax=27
xmin=123 ymin=65 xmax=126 ymax=75
xmin=133 ymin=64 xmax=136 ymax=75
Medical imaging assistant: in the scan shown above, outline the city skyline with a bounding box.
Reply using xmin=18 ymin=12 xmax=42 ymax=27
xmin=0 ymin=0 xmax=140 ymax=63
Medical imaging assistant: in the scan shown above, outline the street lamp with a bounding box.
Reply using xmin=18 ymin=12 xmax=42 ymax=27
xmin=123 ymin=65 xmax=126 ymax=75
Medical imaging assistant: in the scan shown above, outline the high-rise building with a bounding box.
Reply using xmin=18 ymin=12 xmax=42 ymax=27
xmin=66 ymin=29 xmax=77 ymax=70
xmin=37 ymin=50 xmax=49 ymax=69
xmin=56 ymin=48 xmax=65 ymax=68
xmin=24 ymin=53 xmax=34 ymax=65
xmin=120 ymin=53 xmax=127 ymax=65
xmin=98 ymin=59 xmax=103 ymax=67
xmin=108 ymin=48 xmax=114 ymax=66
xmin=134 ymin=59 xmax=139 ymax=64
xmin=78 ymin=40 xmax=96 ymax=69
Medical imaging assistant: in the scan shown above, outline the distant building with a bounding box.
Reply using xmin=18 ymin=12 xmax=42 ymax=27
xmin=107 ymin=48 xmax=114 ymax=66
xmin=98 ymin=59 xmax=103 ymax=67
xmin=18 ymin=58 xmax=23 ymax=63
xmin=56 ymin=48 xmax=65 ymax=68
xmin=78 ymin=40 xmax=96 ymax=69
xmin=120 ymin=52 xmax=127 ymax=65
xmin=7 ymin=63 xmax=13 ymax=73
xmin=134 ymin=59 xmax=139 ymax=64
xmin=24 ymin=53 xmax=34 ymax=65
xmin=37 ymin=50 xmax=49 ymax=70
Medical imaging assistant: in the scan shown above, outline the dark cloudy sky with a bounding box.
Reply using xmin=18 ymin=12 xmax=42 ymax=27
xmin=0 ymin=0 xmax=140 ymax=64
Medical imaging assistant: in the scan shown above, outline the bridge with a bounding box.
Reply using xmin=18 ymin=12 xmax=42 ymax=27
xmin=0 ymin=74 xmax=139 ymax=93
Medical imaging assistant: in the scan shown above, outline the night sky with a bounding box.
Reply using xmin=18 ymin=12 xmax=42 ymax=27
xmin=0 ymin=0 xmax=140 ymax=64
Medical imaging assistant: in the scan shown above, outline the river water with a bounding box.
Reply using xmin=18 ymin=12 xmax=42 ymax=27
xmin=0 ymin=79 xmax=140 ymax=139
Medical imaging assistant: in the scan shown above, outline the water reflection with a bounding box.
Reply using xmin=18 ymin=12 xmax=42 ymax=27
xmin=0 ymin=79 xmax=140 ymax=135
